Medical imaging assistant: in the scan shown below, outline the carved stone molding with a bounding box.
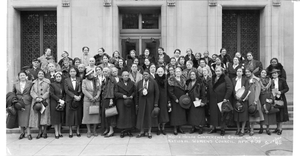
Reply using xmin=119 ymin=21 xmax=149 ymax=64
xmin=273 ymin=0 xmax=281 ymax=6
xmin=104 ymin=0 xmax=112 ymax=7
xmin=209 ymin=0 xmax=217 ymax=7
xmin=167 ymin=0 xmax=176 ymax=7
xmin=62 ymin=0 xmax=70 ymax=7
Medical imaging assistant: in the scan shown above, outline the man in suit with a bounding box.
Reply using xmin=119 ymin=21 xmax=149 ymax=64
xmin=28 ymin=58 xmax=42 ymax=80
xmin=245 ymin=52 xmax=263 ymax=77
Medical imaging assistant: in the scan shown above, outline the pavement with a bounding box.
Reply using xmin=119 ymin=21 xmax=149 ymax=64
xmin=6 ymin=129 xmax=293 ymax=156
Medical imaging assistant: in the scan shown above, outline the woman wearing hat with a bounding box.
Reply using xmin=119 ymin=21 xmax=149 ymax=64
xmin=186 ymin=70 xmax=207 ymax=134
xmin=258 ymin=69 xmax=277 ymax=135
xmin=155 ymin=67 xmax=170 ymax=135
xmin=115 ymin=71 xmax=136 ymax=138
xmin=64 ymin=67 xmax=83 ymax=138
xmin=168 ymin=67 xmax=187 ymax=135
xmin=82 ymin=69 xmax=101 ymax=138
xmin=208 ymin=66 xmax=233 ymax=136
xmin=13 ymin=71 xmax=33 ymax=140
xmin=29 ymin=70 xmax=51 ymax=139
xmin=271 ymin=68 xmax=289 ymax=135
xmin=266 ymin=58 xmax=287 ymax=80
xmin=232 ymin=68 xmax=249 ymax=136
xmin=49 ymin=72 xmax=65 ymax=139
xmin=245 ymin=67 xmax=264 ymax=136
xmin=136 ymin=69 xmax=159 ymax=139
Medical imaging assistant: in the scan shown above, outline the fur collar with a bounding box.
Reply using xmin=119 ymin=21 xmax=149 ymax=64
xmin=212 ymin=74 xmax=225 ymax=89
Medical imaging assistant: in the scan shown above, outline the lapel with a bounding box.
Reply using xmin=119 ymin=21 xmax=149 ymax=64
xmin=67 ymin=78 xmax=75 ymax=91
xmin=23 ymin=82 xmax=31 ymax=93
xmin=15 ymin=83 xmax=21 ymax=93
xmin=118 ymin=80 xmax=134 ymax=93
xmin=75 ymin=77 xmax=81 ymax=91
xmin=213 ymin=74 xmax=225 ymax=90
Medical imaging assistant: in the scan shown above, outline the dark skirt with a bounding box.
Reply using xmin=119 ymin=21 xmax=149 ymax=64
xmin=18 ymin=104 xmax=31 ymax=127
xmin=158 ymin=88 xmax=169 ymax=124
xmin=260 ymin=92 xmax=277 ymax=125
xmin=188 ymin=104 xmax=206 ymax=126
xmin=275 ymin=95 xmax=289 ymax=122
xmin=170 ymin=101 xmax=187 ymax=126
xmin=233 ymin=100 xmax=249 ymax=122
xmin=116 ymin=99 xmax=136 ymax=129
xmin=101 ymin=99 xmax=117 ymax=129
xmin=65 ymin=100 xmax=83 ymax=126
xmin=50 ymin=98 xmax=64 ymax=125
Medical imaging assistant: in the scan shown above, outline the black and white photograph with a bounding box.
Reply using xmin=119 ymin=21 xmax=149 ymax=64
xmin=3 ymin=0 xmax=299 ymax=155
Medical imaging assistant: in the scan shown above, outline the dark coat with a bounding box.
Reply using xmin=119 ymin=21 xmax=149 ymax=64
xmin=58 ymin=57 xmax=73 ymax=67
xmin=139 ymin=54 xmax=155 ymax=65
xmin=28 ymin=67 xmax=41 ymax=80
xmin=50 ymin=81 xmax=65 ymax=125
xmin=266 ymin=63 xmax=287 ymax=80
xmin=6 ymin=92 xmax=19 ymax=129
xmin=231 ymin=76 xmax=249 ymax=122
xmin=209 ymin=74 xmax=233 ymax=127
xmin=115 ymin=79 xmax=136 ymax=129
xmin=227 ymin=63 xmax=243 ymax=79
xmin=155 ymin=53 xmax=171 ymax=65
xmin=126 ymin=55 xmax=138 ymax=69
xmin=200 ymin=76 xmax=212 ymax=119
xmin=184 ymin=54 xmax=198 ymax=68
xmin=204 ymin=57 xmax=214 ymax=67
xmin=244 ymin=59 xmax=263 ymax=77
xmin=186 ymin=79 xmax=206 ymax=126
xmin=155 ymin=74 xmax=170 ymax=124
xmin=64 ymin=77 xmax=83 ymax=126
xmin=219 ymin=54 xmax=232 ymax=65
xmin=136 ymin=78 xmax=159 ymax=129
xmin=272 ymin=78 xmax=289 ymax=122
xmin=94 ymin=53 xmax=110 ymax=66
xmin=45 ymin=72 xmax=56 ymax=83
xmin=116 ymin=65 xmax=128 ymax=76
xmin=168 ymin=76 xmax=187 ymax=126
xmin=13 ymin=81 xmax=33 ymax=127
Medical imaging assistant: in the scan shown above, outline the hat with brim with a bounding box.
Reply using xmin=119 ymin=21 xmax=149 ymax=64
xmin=33 ymin=102 xmax=43 ymax=112
xmin=248 ymin=104 xmax=257 ymax=115
xmin=14 ymin=101 xmax=25 ymax=110
xmin=179 ymin=95 xmax=191 ymax=109
xmin=21 ymin=66 xmax=31 ymax=70
xmin=151 ymin=107 xmax=160 ymax=118
xmin=70 ymin=100 xmax=79 ymax=110
xmin=234 ymin=101 xmax=245 ymax=113
xmin=85 ymin=69 xmax=94 ymax=76
xmin=124 ymin=99 xmax=133 ymax=107
xmin=264 ymin=102 xmax=280 ymax=114
xmin=270 ymin=69 xmax=280 ymax=74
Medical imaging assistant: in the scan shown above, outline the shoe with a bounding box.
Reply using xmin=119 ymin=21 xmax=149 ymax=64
xmin=77 ymin=133 xmax=81 ymax=137
xmin=272 ymin=128 xmax=279 ymax=133
xmin=102 ymin=131 xmax=109 ymax=136
xmin=208 ymin=129 xmax=217 ymax=134
xmin=128 ymin=131 xmax=133 ymax=137
xmin=198 ymin=128 xmax=203 ymax=134
xmin=69 ymin=134 xmax=73 ymax=138
xmin=105 ymin=132 xmax=114 ymax=138
xmin=87 ymin=132 xmax=92 ymax=138
xmin=36 ymin=133 xmax=42 ymax=139
xmin=55 ymin=135 xmax=59 ymax=139
xmin=245 ymin=129 xmax=250 ymax=134
xmin=258 ymin=128 xmax=263 ymax=134
xmin=178 ymin=128 xmax=185 ymax=134
xmin=235 ymin=130 xmax=240 ymax=135
xmin=19 ymin=133 xmax=25 ymax=140
xmin=277 ymin=130 xmax=282 ymax=135
xmin=120 ymin=132 xmax=125 ymax=138
xmin=266 ymin=130 xmax=271 ymax=135
xmin=136 ymin=132 xmax=145 ymax=138
xmin=148 ymin=133 xmax=152 ymax=139
xmin=239 ymin=132 xmax=245 ymax=137
xmin=43 ymin=134 xmax=48 ymax=139
xmin=161 ymin=130 xmax=166 ymax=135
xmin=59 ymin=134 xmax=63 ymax=138
xmin=249 ymin=131 xmax=254 ymax=136
xmin=28 ymin=134 xmax=32 ymax=140
xmin=173 ymin=130 xmax=178 ymax=135
xmin=157 ymin=129 xmax=161 ymax=135
xmin=220 ymin=130 xmax=225 ymax=136
xmin=93 ymin=132 xmax=98 ymax=137
xmin=189 ymin=128 xmax=196 ymax=134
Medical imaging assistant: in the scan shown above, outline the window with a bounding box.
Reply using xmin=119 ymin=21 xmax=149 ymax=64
xmin=122 ymin=14 xmax=139 ymax=29
xmin=142 ymin=14 xmax=159 ymax=29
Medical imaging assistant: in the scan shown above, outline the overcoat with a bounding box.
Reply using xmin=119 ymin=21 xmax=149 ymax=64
xmin=272 ymin=78 xmax=289 ymax=122
xmin=49 ymin=81 xmax=65 ymax=125
xmin=247 ymin=76 xmax=264 ymax=122
xmin=114 ymin=79 xmax=136 ymax=129
xmin=129 ymin=71 xmax=143 ymax=85
xmin=227 ymin=63 xmax=243 ymax=79
xmin=168 ymin=76 xmax=187 ymax=126
xmin=186 ymin=79 xmax=207 ymax=126
xmin=209 ymin=74 xmax=233 ymax=127
xmin=64 ymin=77 xmax=83 ymax=126
xmin=231 ymin=76 xmax=249 ymax=122
xmin=29 ymin=78 xmax=51 ymax=127
xmin=154 ymin=74 xmax=170 ymax=124
xmin=136 ymin=78 xmax=159 ymax=129
xmin=13 ymin=81 xmax=33 ymax=127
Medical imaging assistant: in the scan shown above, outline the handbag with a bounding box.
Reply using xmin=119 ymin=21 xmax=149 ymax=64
xmin=56 ymin=104 xmax=65 ymax=112
xmin=105 ymin=106 xmax=118 ymax=117
xmin=221 ymin=101 xmax=233 ymax=113
xmin=274 ymin=100 xmax=284 ymax=108
xmin=89 ymin=105 xmax=100 ymax=115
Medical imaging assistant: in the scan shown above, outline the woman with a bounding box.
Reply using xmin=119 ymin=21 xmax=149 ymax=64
xmin=115 ymin=71 xmax=136 ymax=138
xmin=81 ymin=46 xmax=91 ymax=66
xmin=208 ymin=66 xmax=233 ymax=136
xmin=271 ymin=69 xmax=289 ymax=135
xmin=86 ymin=58 xmax=96 ymax=76
xmin=29 ymin=70 xmax=51 ymax=139
xmin=232 ymin=68 xmax=249 ymax=136
xmin=173 ymin=49 xmax=181 ymax=62
xmin=177 ymin=56 xmax=186 ymax=70
xmin=219 ymin=48 xmax=232 ymax=67
xmin=149 ymin=63 xmax=156 ymax=79
xmin=129 ymin=63 xmax=143 ymax=85
xmin=82 ymin=69 xmax=101 ymax=138
xmin=211 ymin=56 xmax=227 ymax=76
xmin=227 ymin=57 xmax=243 ymax=79
xmin=211 ymin=54 xmax=218 ymax=64
xmin=197 ymin=58 xmax=212 ymax=78
xmin=101 ymin=67 xmax=116 ymax=137
xmin=100 ymin=55 xmax=114 ymax=69
xmin=201 ymin=68 xmax=212 ymax=128
xmin=259 ymin=69 xmax=276 ymax=135
xmin=64 ymin=67 xmax=83 ymax=138
xmin=166 ymin=57 xmax=177 ymax=70
xmin=109 ymin=50 xmax=122 ymax=66
xmin=168 ymin=67 xmax=187 ymax=135
xmin=49 ymin=72 xmax=65 ymax=139
xmin=155 ymin=67 xmax=170 ymax=135
xmin=142 ymin=58 xmax=151 ymax=71
xmin=167 ymin=66 xmax=175 ymax=78
xmin=245 ymin=68 xmax=264 ymax=136
xmin=266 ymin=58 xmax=287 ymax=80
xmin=13 ymin=71 xmax=33 ymax=140
xmin=61 ymin=59 xmax=72 ymax=80
xmin=182 ymin=60 xmax=197 ymax=80
xmin=234 ymin=52 xmax=246 ymax=65
xmin=136 ymin=69 xmax=159 ymax=139
xmin=194 ymin=52 xmax=202 ymax=68
xmin=126 ymin=50 xmax=138 ymax=69
xmin=73 ymin=57 xmax=81 ymax=68
xmin=78 ymin=64 xmax=86 ymax=80
xmin=184 ymin=48 xmax=197 ymax=67
xmin=45 ymin=63 xmax=57 ymax=83
xmin=38 ymin=48 xmax=54 ymax=71
xmin=139 ymin=48 xmax=155 ymax=65
xmin=116 ymin=59 xmax=128 ymax=76
xmin=186 ymin=70 xmax=206 ymax=134
xmin=133 ymin=57 xmax=144 ymax=74
xmin=94 ymin=47 xmax=107 ymax=66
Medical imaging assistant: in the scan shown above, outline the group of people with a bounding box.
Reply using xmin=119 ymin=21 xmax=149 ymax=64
xmin=8 ymin=46 xmax=289 ymax=141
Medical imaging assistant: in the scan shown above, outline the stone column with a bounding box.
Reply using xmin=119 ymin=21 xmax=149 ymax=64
xmin=207 ymin=2 xmax=222 ymax=55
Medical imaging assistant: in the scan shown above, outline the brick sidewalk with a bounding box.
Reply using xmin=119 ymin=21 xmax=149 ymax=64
xmin=6 ymin=130 xmax=293 ymax=156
